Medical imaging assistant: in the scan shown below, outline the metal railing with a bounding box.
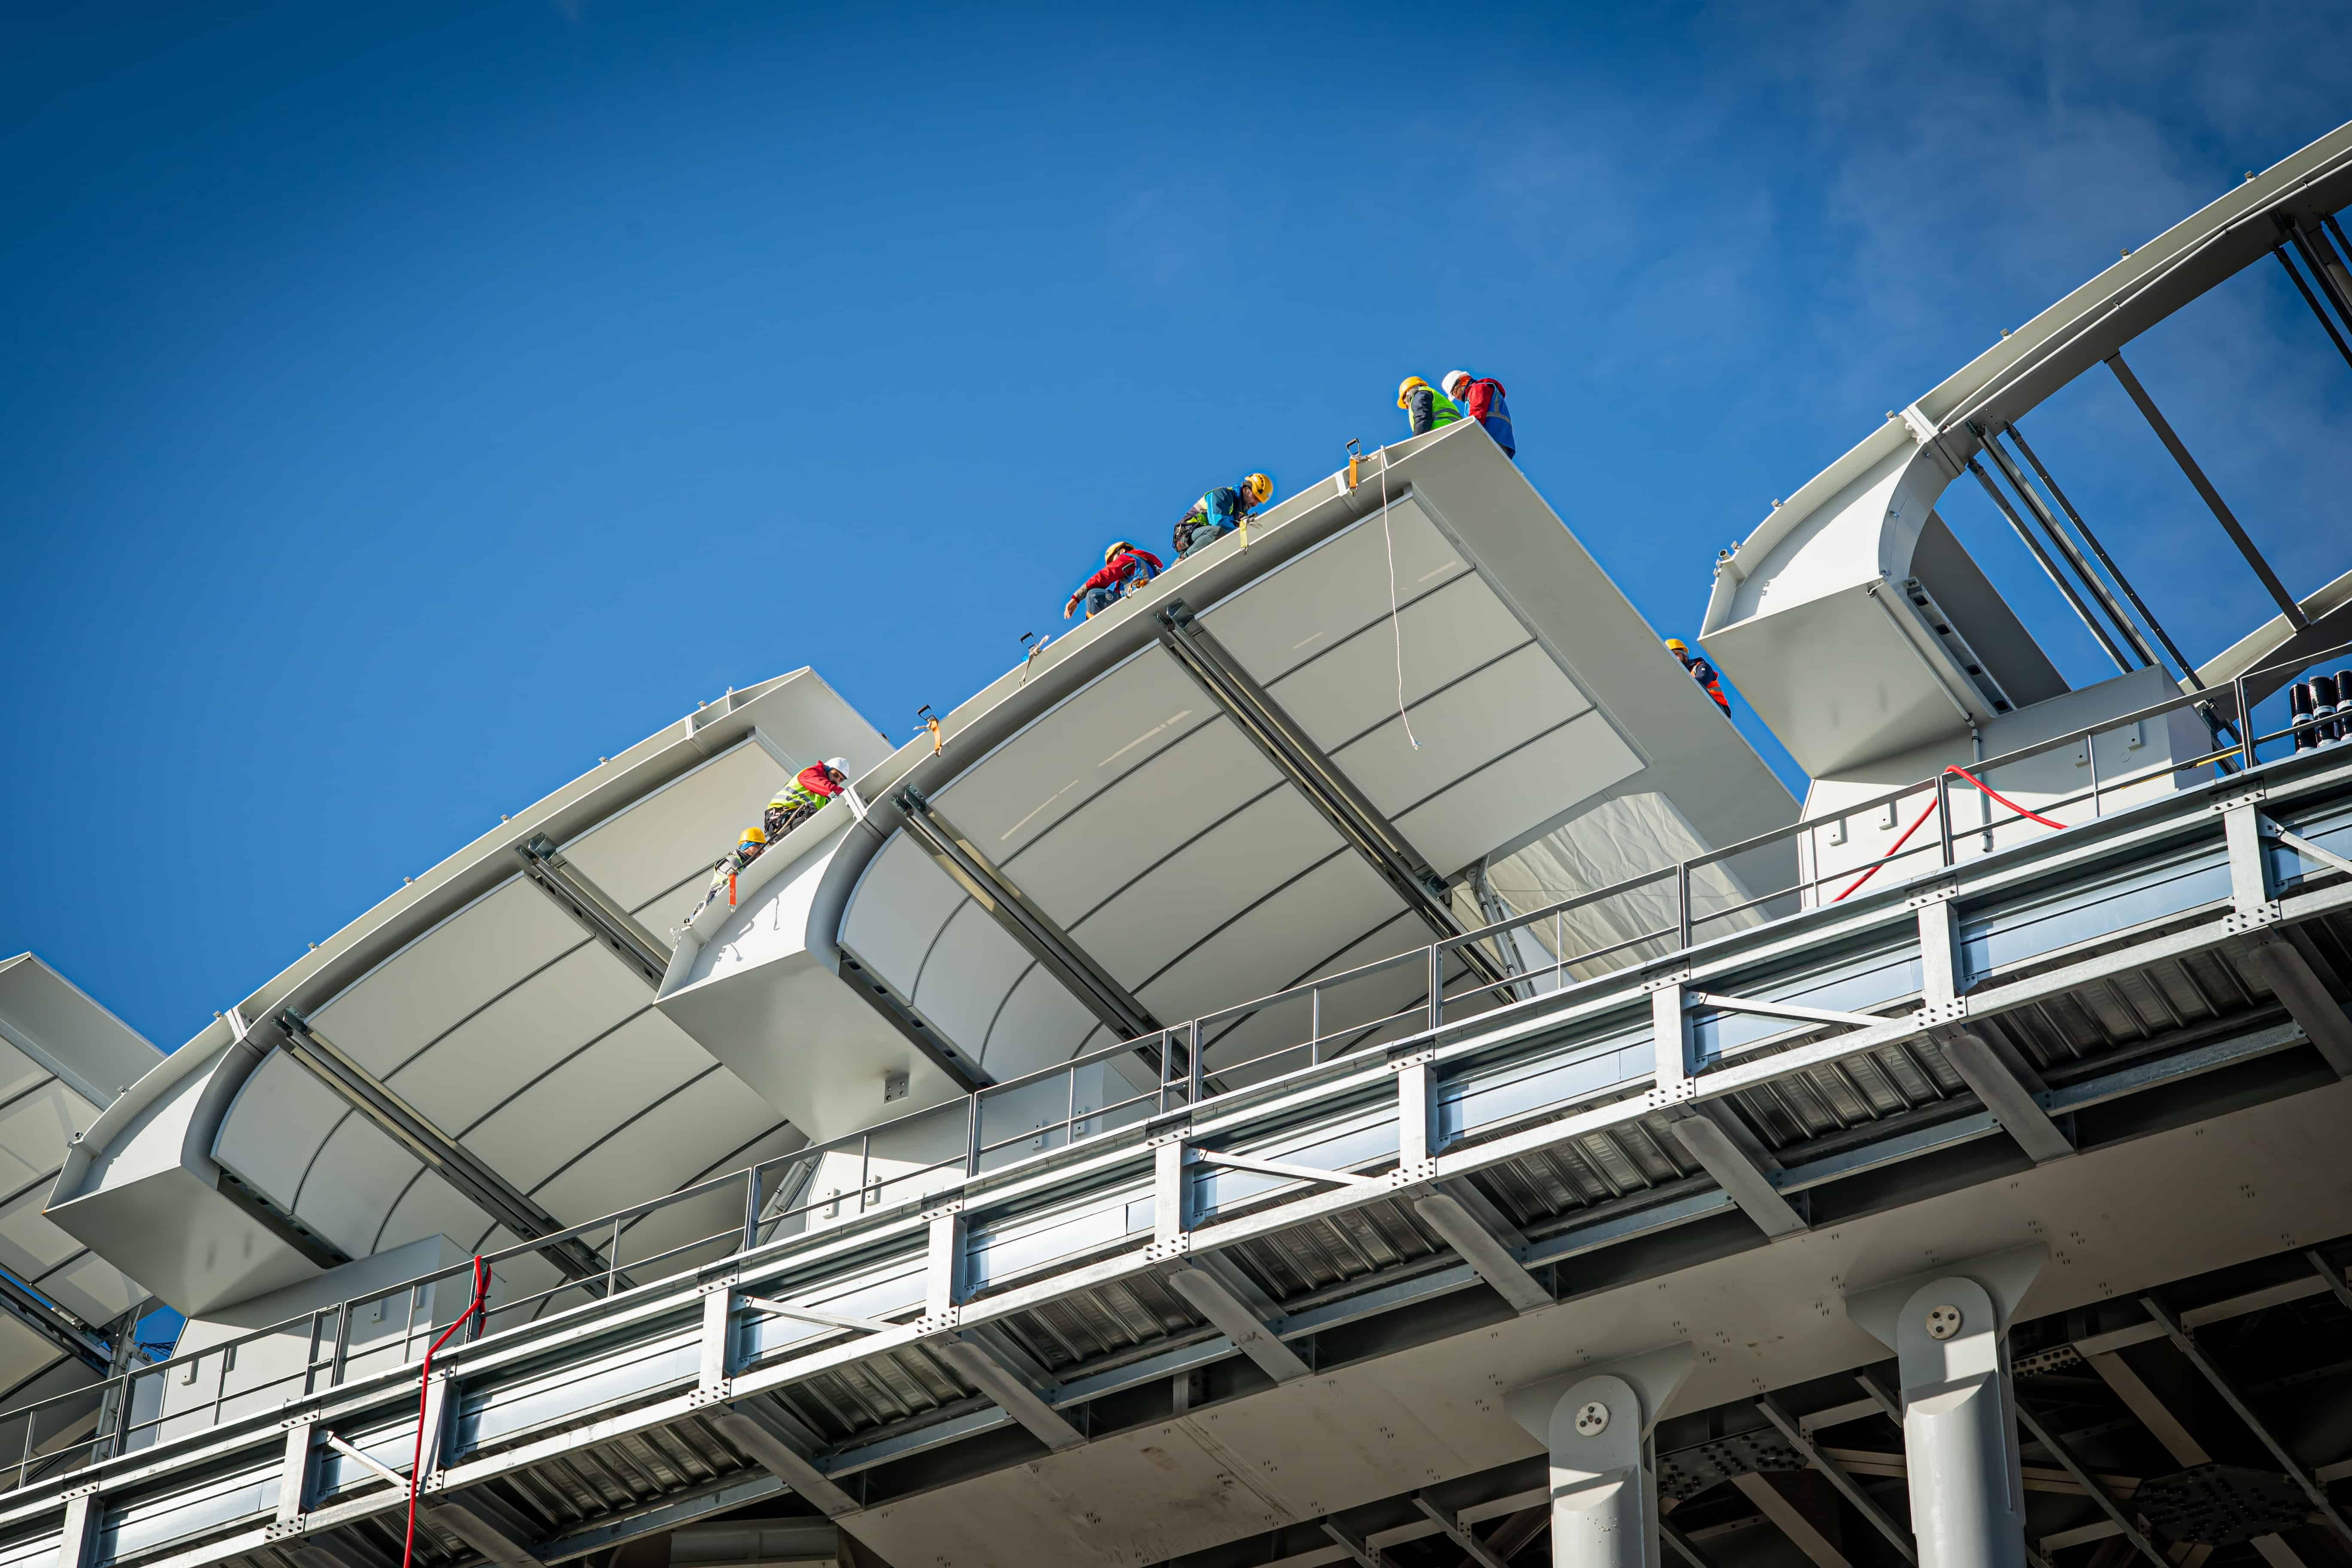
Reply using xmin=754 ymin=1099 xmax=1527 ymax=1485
xmin=6 ymin=636 xmax=2349 ymax=1492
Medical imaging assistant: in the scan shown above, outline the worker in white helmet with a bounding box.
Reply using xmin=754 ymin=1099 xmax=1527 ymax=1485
xmin=1440 ymin=371 xmax=1514 ymax=459
xmin=765 ymin=758 xmax=853 ymax=840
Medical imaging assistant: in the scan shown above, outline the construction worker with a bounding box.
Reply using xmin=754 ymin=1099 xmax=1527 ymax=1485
xmin=1064 ymin=541 xmax=1164 ymax=619
xmin=1398 ymin=376 xmax=1462 ymax=438
xmin=1174 ymin=474 xmax=1273 ymax=558
xmin=687 ymin=824 xmax=768 ymax=923
xmin=1666 ymin=639 xmax=1730 ymax=715
xmin=1440 ymin=371 xmax=1514 ymax=460
xmin=766 ymin=758 xmax=851 ymax=840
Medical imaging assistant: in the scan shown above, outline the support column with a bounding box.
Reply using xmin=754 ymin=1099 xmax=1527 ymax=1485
xmin=1846 ymin=1248 xmax=2046 ymax=1568
xmin=1507 ymin=1347 xmax=1695 ymax=1568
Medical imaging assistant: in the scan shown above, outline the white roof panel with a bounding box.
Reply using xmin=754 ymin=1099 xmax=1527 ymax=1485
xmin=908 ymin=904 xmax=1030 ymax=1071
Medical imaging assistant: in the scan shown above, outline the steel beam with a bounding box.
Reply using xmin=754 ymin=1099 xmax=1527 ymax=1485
xmin=2234 ymin=935 xmax=2352 ymax=1075
xmin=2105 ymin=353 xmax=2305 ymax=630
xmin=1412 ymin=1496 xmax=1517 ymax=1568
xmin=2271 ymin=247 xmax=2352 ymax=373
xmin=514 ymin=838 xmax=671 ymax=989
xmin=2012 ymin=1398 xmax=2166 ymax=1568
xmin=287 ymin=1533 xmax=397 ymax=1568
xmin=0 ymin=1273 xmax=107 ymax=1375
xmin=1668 ymin=1112 xmax=1807 ymax=1239
xmin=434 ymin=1486 xmax=546 ymax=1567
xmin=1732 ymin=1474 xmax=1852 ymax=1568
xmin=1321 ymin=1519 xmax=1395 ymax=1568
xmin=1166 ymin=1264 xmax=1311 ymax=1383
xmin=1154 ymin=600 xmax=1508 ymax=990
xmin=1937 ymin=1030 xmax=2073 ymax=1163
xmin=275 ymin=1014 xmax=609 ymax=1285
xmin=706 ymin=1399 xmax=860 ymax=1518
xmin=2139 ymin=1295 xmax=2352 ymax=1548
xmin=1411 ymin=1190 xmax=1551 ymax=1313
xmin=2003 ymin=422 xmax=2206 ymax=691
xmin=1966 ymin=455 xmax=2133 ymax=672
xmin=896 ymin=789 xmax=1159 ymax=1041
xmin=1755 ymin=1396 xmax=1916 ymax=1565
xmin=930 ymin=1335 xmax=1086 ymax=1452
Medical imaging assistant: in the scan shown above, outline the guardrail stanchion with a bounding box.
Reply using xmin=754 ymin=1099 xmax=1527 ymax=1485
xmin=2236 ymin=673 xmax=2256 ymax=769
xmin=1676 ymin=862 xmax=1691 ymax=948
xmin=966 ymin=1091 xmax=983 ymax=1175
xmin=741 ymin=1164 xmax=762 ymax=1253
xmin=1188 ymin=1019 xmax=1203 ymax=1105
xmin=1309 ymin=986 xmax=1321 ymax=1066
xmin=606 ymin=1216 xmax=622 ymax=1298
xmin=2088 ymin=725 xmax=2102 ymax=819
xmin=1427 ymin=943 xmax=1443 ymax=1029
xmin=1937 ymin=772 xmax=1955 ymax=866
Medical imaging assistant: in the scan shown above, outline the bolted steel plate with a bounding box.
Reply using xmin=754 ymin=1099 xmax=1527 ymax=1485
xmin=2134 ymin=1464 xmax=2309 ymax=1545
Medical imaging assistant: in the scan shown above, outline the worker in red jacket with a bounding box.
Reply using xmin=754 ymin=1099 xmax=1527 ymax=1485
xmin=1064 ymin=541 xmax=1163 ymax=619
xmin=1441 ymin=371 xmax=1514 ymax=460
xmin=765 ymin=758 xmax=851 ymax=840
xmin=1666 ymin=639 xmax=1730 ymax=715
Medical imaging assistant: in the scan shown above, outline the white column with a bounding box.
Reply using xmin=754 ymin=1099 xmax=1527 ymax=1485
xmin=1545 ymin=1373 xmax=1655 ymax=1568
xmin=1892 ymin=1278 xmax=2026 ymax=1568
xmin=1846 ymin=1247 xmax=2045 ymax=1568
xmin=1509 ymin=1347 xmax=1694 ymax=1568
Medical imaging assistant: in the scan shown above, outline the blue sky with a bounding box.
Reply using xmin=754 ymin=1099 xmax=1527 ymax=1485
xmin=4 ymin=0 xmax=2349 ymax=1051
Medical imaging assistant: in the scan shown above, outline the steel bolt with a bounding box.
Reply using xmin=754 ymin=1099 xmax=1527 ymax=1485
xmin=1574 ymin=1401 xmax=1610 ymax=1436
xmin=1925 ymin=1304 xmax=1963 ymax=1340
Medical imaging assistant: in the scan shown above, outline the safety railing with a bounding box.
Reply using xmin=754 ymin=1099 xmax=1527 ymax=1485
xmin=6 ymin=637 xmax=2349 ymax=1492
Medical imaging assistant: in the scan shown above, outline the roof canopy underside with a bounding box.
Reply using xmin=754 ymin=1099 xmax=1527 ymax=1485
xmin=840 ymin=497 xmax=1647 ymax=1083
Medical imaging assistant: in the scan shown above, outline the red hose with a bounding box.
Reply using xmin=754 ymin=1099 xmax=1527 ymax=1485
xmin=401 ymin=1257 xmax=489 ymax=1568
xmin=1831 ymin=766 xmax=2067 ymax=903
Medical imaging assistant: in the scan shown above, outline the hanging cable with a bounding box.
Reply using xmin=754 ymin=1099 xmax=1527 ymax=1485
xmin=1831 ymin=766 xmax=2067 ymax=903
xmin=402 ymin=1257 xmax=490 ymax=1568
xmin=1377 ymin=445 xmax=1420 ymax=750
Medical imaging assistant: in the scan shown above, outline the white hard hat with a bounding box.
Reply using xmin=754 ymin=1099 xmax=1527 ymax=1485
xmin=1440 ymin=371 xmax=1471 ymax=399
xmin=824 ymin=757 xmax=849 ymax=771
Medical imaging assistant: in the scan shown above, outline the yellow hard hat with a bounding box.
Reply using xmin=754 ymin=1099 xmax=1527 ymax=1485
xmin=1104 ymin=540 xmax=1137 ymax=564
xmin=1663 ymin=639 xmax=1688 ymax=655
xmin=739 ymin=823 xmax=768 ymax=844
xmin=1242 ymin=473 xmax=1272 ymax=505
xmin=1396 ymin=376 xmax=1429 ymax=410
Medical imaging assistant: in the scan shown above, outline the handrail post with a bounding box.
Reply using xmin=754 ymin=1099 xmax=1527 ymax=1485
xmin=966 ymin=1090 xmax=983 ymax=1175
xmin=1187 ymin=1019 xmax=1203 ymax=1105
xmin=2087 ymin=725 xmax=2102 ymax=819
xmin=1937 ymin=772 xmax=1955 ymax=866
xmin=1675 ymin=863 xmax=1691 ymax=948
xmin=1427 ymin=943 xmax=1443 ymax=1029
xmin=605 ymin=1215 xmax=622 ymax=1298
xmin=741 ymin=1164 xmax=762 ymax=1253
xmin=2236 ymin=673 xmax=2256 ymax=769
xmin=1309 ymin=986 xmax=1321 ymax=1066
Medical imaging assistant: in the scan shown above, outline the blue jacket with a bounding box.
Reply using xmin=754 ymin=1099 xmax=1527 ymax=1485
xmin=1202 ymin=486 xmax=1246 ymax=525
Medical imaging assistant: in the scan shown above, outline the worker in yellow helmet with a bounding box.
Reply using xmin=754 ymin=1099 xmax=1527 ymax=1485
xmin=1174 ymin=473 xmax=1274 ymax=558
xmin=1398 ymin=377 xmax=1463 ymax=438
xmin=1665 ymin=639 xmax=1730 ymax=715
xmin=686 ymin=823 xmax=770 ymax=925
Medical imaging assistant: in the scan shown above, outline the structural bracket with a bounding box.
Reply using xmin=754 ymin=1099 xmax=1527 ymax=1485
xmin=1410 ymin=1190 xmax=1551 ymax=1313
xmin=1937 ymin=1029 xmax=2074 ymax=1162
xmin=1166 ymin=1263 xmax=1310 ymax=1383
xmin=1154 ymin=600 xmax=1509 ymax=990
xmin=930 ymin=1335 xmax=1086 ymax=1452
xmin=2233 ymin=934 xmax=2352 ymax=1075
xmin=706 ymin=1399 xmax=860 ymax=1518
xmin=896 ymin=789 xmax=1159 ymax=1041
xmin=1667 ymin=1110 xmax=1807 ymax=1238
xmin=275 ymin=1013 xmax=609 ymax=1285
xmin=514 ymin=839 xmax=670 ymax=989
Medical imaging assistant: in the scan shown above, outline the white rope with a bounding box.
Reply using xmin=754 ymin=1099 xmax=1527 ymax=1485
xmin=1377 ymin=446 xmax=1420 ymax=750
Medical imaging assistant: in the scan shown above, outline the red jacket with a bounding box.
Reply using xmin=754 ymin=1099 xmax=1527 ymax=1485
xmin=794 ymin=763 xmax=842 ymax=800
xmin=1075 ymin=548 xmax=1163 ymax=595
